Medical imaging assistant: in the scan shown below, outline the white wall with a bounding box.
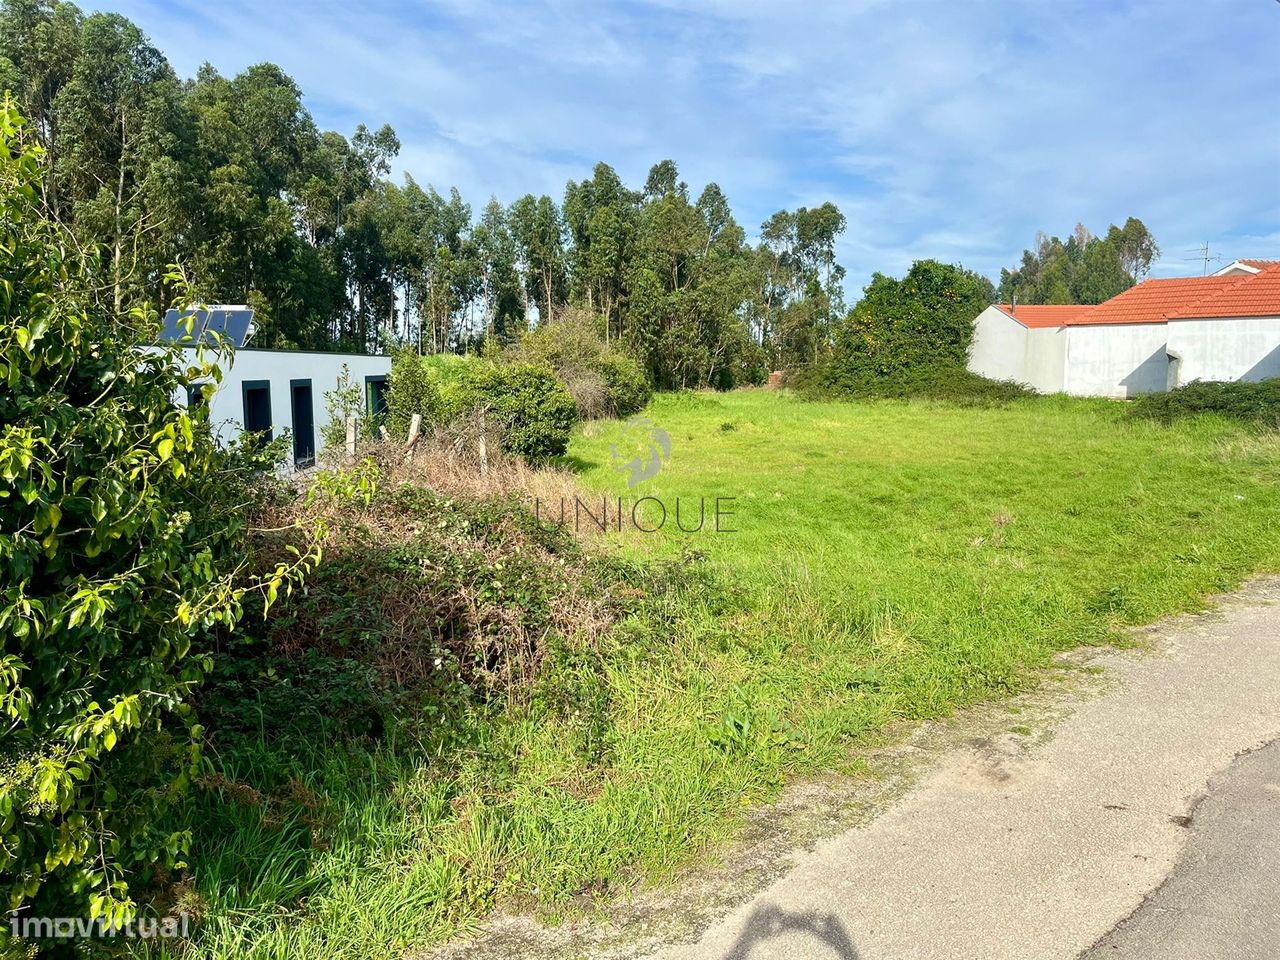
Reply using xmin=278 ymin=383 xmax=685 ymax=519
xmin=1063 ymin=324 xmax=1170 ymax=398
xmin=1166 ymin=316 xmax=1280 ymax=385
xmin=185 ymin=348 xmax=391 ymax=462
xmin=967 ymin=306 xmax=1066 ymax=392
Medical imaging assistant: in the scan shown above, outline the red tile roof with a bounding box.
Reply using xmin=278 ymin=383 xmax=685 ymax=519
xmin=992 ymin=263 xmax=1280 ymax=328
xmin=1169 ymin=263 xmax=1280 ymax=319
xmin=994 ymin=304 xmax=1092 ymax=328
xmin=1071 ymin=276 xmax=1250 ymax=325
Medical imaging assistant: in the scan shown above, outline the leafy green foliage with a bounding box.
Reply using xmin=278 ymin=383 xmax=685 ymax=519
xmin=802 ymin=259 xmax=995 ymax=395
xmin=477 ymin=363 xmax=578 ymax=461
xmin=1130 ymin=378 xmax=1280 ymax=426
xmin=0 ymin=99 xmax=315 ymax=923
xmin=319 ymin=364 xmax=365 ymax=449
xmin=386 ymin=348 xmax=443 ymax=438
xmin=508 ymin=309 xmax=652 ymax=419
xmin=385 ymin=353 xmax=578 ymax=460
xmin=596 ymin=352 xmax=653 ymax=418
xmin=998 ymin=219 xmax=1159 ymax=306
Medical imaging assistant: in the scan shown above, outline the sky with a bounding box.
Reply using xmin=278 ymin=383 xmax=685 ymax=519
xmin=109 ymin=0 xmax=1280 ymax=292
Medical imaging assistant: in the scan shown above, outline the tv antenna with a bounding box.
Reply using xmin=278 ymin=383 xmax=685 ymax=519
xmin=1185 ymin=242 xmax=1222 ymax=276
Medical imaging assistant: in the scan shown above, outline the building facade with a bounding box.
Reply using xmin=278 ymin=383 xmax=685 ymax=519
xmin=968 ymin=260 xmax=1280 ymax=398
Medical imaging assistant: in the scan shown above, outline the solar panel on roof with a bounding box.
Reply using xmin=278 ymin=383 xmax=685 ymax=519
xmin=159 ymin=306 xmax=255 ymax=347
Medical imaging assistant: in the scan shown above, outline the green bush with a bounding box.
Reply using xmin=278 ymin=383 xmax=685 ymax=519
xmin=1130 ymin=378 xmax=1280 ymax=426
xmin=386 ymin=349 xmax=443 ymax=439
xmin=0 ymin=101 xmax=314 ymax=923
xmin=596 ymin=352 xmax=652 ymax=418
xmin=422 ymin=353 xmax=485 ymax=421
xmin=802 ymin=259 xmax=997 ymax=399
xmin=508 ymin=310 xmax=652 ymax=418
xmin=797 ymin=363 xmax=1034 ymax=405
xmin=477 ymin=363 xmax=578 ymax=461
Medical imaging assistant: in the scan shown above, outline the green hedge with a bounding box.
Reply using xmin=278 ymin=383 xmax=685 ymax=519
xmin=1130 ymin=378 xmax=1280 ymax=425
xmin=796 ymin=363 xmax=1034 ymax=405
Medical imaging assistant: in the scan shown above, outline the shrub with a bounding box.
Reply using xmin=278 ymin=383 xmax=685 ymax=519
xmin=797 ymin=363 xmax=1034 ymax=405
xmin=0 ymin=101 xmax=314 ymax=923
xmin=596 ymin=353 xmax=652 ymax=418
xmin=422 ymin=353 xmax=485 ymax=422
xmin=386 ymin=349 xmax=443 ymax=439
xmin=1130 ymin=378 xmax=1280 ymax=426
xmin=476 ymin=363 xmax=578 ymax=462
xmin=508 ymin=309 xmax=652 ymax=418
xmin=320 ymin=364 xmax=364 ymax=450
xmin=802 ymin=259 xmax=997 ymax=398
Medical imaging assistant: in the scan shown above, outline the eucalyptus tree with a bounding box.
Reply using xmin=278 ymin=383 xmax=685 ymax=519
xmin=509 ymin=193 xmax=567 ymax=326
xmin=563 ymin=162 xmax=634 ymax=339
xmin=0 ymin=0 xmax=83 ymax=213
xmin=473 ymin=197 xmax=525 ymax=342
xmin=54 ymin=11 xmax=191 ymax=312
xmin=998 ymin=218 xmax=1159 ymax=306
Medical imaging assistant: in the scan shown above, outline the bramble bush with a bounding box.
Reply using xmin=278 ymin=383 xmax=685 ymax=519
xmin=1129 ymin=378 xmax=1280 ymax=426
xmin=0 ymin=100 xmax=316 ymax=926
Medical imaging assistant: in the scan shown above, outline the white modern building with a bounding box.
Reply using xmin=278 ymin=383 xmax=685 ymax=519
xmin=968 ymin=260 xmax=1280 ymax=397
xmin=161 ymin=307 xmax=391 ymax=466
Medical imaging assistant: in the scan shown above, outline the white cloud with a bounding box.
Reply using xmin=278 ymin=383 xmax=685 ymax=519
xmin=109 ymin=0 xmax=1280 ymax=288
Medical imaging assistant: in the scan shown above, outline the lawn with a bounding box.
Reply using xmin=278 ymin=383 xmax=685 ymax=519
xmin=564 ymin=389 xmax=1280 ymax=780
xmin=151 ymin=390 xmax=1280 ymax=959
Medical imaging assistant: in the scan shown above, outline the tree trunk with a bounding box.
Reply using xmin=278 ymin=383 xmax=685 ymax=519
xmin=113 ymin=112 xmax=127 ymax=315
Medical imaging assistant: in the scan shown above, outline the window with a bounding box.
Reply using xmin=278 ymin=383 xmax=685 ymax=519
xmin=186 ymin=382 xmax=210 ymax=413
xmin=290 ymin=379 xmax=315 ymax=467
xmin=365 ymin=375 xmax=389 ymax=432
xmin=241 ymin=380 xmax=273 ymax=446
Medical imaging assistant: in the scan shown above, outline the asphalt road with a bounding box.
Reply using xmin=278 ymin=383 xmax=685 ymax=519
xmin=647 ymin=580 xmax=1280 ymax=960
xmin=1082 ymin=737 xmax=1280 ymax=960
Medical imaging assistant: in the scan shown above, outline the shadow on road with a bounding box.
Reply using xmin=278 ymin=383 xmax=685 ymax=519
xmin=720 ymin=904 xmax=860 ymax=959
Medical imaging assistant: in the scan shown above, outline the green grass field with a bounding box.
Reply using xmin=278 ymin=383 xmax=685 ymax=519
xmin=153 ymin=390 xmax=1280 ymax=959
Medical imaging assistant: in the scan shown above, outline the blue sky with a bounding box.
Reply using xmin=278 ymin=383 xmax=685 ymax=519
xmin=111 ymin=0 xmax=1279 ymax=292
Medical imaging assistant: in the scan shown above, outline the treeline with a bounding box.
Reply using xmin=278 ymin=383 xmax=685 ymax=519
xmin=997 ymin=218 xmax=1159 ymax=306
xmin=0 ymin=0 xmax=848 ymax=389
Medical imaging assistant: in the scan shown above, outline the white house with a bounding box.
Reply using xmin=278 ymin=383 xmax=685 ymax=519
xmin=161 ymin=306 xmax=391 ymax=466
xmin=968 ymin=260 xmax=1280 ymax=397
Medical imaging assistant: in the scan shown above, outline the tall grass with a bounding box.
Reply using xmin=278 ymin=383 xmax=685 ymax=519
xmin=140 ymin=391 xmax=1280 ymax=959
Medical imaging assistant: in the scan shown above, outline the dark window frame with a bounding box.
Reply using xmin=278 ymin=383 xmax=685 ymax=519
xmin=290 ymin=377 xmax=315 ymax=467
xmin=241 ymin=379 xmax=273 ymax=442
xmin=186 ymin=382 xmax=210 ymax=410
xmin=365 ymin=374 xmax=389 ymax=421
xmin=366 ymin=373 xmax=389 ymax=435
